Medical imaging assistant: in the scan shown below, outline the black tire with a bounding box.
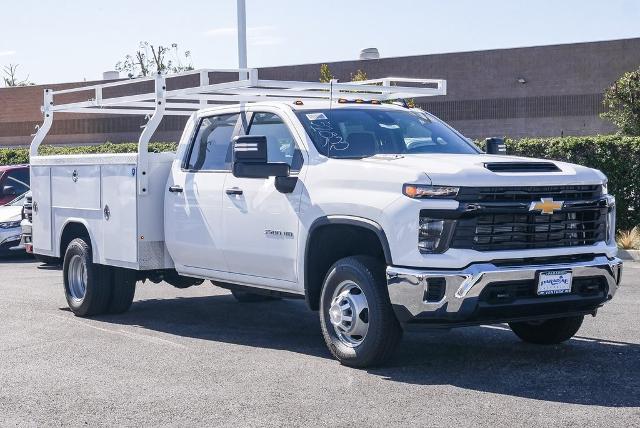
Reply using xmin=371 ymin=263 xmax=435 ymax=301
xmin=319 ymin=256 xmax=402 ymax=368
xmin=509 ymin=315 xmax=584 ymax=344
xmin=107 ymin=267 xmax=137 ymax=314
xmin=230 ymin=289 xmax=280 ymax=303
xmin=62 ymin=238 xmax=112 ymax=317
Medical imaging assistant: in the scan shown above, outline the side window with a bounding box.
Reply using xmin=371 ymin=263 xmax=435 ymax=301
xmin=4 ymin=169 xmax=30 ymax=195
xmin=186 ymin=113 xmax=239 ymax=171
xmin=248 ymin=112 xmax=303 ymax=171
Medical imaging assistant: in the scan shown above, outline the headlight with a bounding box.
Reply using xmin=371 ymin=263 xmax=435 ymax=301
xmin=403 ymin=184 xmax=459 ymax=199
xmin=0 ymin=221 xmax=21 ymax=229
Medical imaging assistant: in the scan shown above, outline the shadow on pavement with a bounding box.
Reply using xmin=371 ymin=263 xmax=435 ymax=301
xmin=0 ymin=253 xmax=36 ymax=263
xmin=98 ymin=292 xmax=639 ymax=408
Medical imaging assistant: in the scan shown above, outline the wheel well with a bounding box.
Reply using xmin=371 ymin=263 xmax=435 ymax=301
xmin=304 ymin=222 xmax=389 ymax=311
xmin=59 ymin=222 xmax=91 ymax=257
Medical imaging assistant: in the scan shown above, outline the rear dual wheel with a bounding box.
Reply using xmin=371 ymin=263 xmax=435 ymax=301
xmin=63 ymin=237 xmax=136 ymax=317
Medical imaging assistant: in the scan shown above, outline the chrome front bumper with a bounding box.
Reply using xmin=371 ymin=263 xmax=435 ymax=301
xmin=387 ymin=255 xmax=623 ymax=324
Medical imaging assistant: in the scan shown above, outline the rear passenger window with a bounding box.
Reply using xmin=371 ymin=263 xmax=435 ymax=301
xmin=248 ymin=112 xmax=303 ymax=171
xmin=186 ymin=113 xmax=239 ymax=171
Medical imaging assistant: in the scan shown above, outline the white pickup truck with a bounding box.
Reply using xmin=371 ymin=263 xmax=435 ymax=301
xmin=29 ymin=69 xmax=622 ymax=367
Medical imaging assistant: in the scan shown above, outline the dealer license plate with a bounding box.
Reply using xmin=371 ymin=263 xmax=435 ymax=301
xmin=537 ymin=270 xmax=572 ymax=296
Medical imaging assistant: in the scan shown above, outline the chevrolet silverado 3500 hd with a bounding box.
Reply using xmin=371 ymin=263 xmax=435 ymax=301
xmin=29 ymin=70 xmax=622 ymax=367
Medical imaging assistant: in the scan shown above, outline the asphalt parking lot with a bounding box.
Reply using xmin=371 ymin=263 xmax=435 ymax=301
xmin=1 ymin=258 xmax=639 ymax=427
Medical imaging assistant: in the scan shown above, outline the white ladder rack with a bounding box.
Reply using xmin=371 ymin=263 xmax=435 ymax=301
xmin=30 ymin=68 xmax=446 ymax=195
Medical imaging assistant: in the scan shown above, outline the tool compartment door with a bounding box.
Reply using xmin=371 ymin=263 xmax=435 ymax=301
xmin=31 ymin=166 xmax=53 ymax=253
xmin=101 ymin=164 xmax=138 ymax=264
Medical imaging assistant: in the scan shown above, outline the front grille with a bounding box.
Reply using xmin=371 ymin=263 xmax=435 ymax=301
xmin=452 ymin=208 xmax=607 ymax=251
xmin=24 ymin=195 xmax=33 ymax=222
xmin=457 ymin=185 xmax=601 ymax=203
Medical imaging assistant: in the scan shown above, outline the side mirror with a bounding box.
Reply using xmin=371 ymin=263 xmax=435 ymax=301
xmin=232 ymin=135 xmax=290 ymax=179
xmin=485 ymin=137 xmax=506 ymax=155
xmin=2 ymin=185 xmax=16 ymax=196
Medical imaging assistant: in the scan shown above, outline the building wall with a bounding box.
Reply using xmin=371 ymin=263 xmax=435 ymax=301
xmin=1 ymin=38 xmax=639 ymax=147
xmin=258 ymin=38 xmax=640 ymax=138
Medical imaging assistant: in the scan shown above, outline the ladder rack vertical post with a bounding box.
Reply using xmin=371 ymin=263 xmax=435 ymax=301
xmin=29 ymin=89 xmax=54 ymax=158
xmin=137 ymin=72 xmax=166 ymax=196
xmin=199 ymin=70 xmax=209 ymax=109
xmin=95 ymin=86 xmax=102 ymax=106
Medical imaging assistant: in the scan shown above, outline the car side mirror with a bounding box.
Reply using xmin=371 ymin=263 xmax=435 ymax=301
xmin=232 ymin=135 xmax=290 ymax=179
xmin=485 ymin=137 xmax=506 ymax=155
xmin=2 ymin=185 xmax=16 ymax=196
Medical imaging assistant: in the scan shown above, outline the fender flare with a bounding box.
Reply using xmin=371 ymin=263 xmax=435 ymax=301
xmin=303 ymin=215 xmax=393 ymax=309
xmin=57 ymin=218 xmax=98 ymax=261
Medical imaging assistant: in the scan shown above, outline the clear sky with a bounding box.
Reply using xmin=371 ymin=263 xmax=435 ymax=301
xmin=1 ymin=0 xmax=639 ymax=85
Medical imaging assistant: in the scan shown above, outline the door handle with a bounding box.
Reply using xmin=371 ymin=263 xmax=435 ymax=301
xmin=225 ymin=187 xmax=243 ymax=196
xmin=168 ymin=185 xmax=183 ymax=193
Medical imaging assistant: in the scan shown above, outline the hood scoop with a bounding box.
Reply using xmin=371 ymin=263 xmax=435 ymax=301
xmin=484 ymin=162 xmax=560 ymax=173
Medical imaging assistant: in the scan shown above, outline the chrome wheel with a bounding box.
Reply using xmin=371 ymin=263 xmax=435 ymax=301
xmin=67 ymin=254 xmax=87 ymax=301
xmin=329 ymin=280 xmax=370 ymax=347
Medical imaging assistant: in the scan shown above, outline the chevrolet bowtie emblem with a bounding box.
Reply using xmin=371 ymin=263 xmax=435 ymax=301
xmin=529 ymin=198 xmax=563 ymax=215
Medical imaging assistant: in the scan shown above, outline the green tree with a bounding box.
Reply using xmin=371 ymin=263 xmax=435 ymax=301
xmin=2 ymin=64 xmax=33 ymax=87
xmin=350 ymin=69 xmax=368 ymax=82
xmin=319 ymin=64 xmax=334 ymax=83
xmin=116 ymin=42 xmax=194 ymax=78
xmin=601 ymin=66 xmax=640 ymax=136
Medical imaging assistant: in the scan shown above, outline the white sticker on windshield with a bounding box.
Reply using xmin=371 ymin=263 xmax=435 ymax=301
xmin=379 ymin=123 xmax=400 ymax=129
xmin=306 ymin=112 xmax=328 ymax=120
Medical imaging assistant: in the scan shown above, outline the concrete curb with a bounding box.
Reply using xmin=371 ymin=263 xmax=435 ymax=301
xmin=619 ymin=249 xmax=640 ymax=261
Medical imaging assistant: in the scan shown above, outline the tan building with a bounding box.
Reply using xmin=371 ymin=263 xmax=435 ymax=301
xmin=1 ymin=38 xmax=639 ymax=147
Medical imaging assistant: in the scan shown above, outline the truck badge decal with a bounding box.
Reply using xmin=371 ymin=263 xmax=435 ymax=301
xmin=529 ymin=198 xmax=563 ymax=215
xmin=264 ymin=229 xmax=294 ymax=239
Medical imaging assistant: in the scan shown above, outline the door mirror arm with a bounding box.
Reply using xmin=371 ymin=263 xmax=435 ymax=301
xmin=275 ymin=176 xmax=298 ymax=194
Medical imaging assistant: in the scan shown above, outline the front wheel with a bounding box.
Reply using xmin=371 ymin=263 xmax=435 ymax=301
xmin=319 ymin=256 xmax=402 ymax=367
xmin=509 ymin=315 xmax=584 ymax=344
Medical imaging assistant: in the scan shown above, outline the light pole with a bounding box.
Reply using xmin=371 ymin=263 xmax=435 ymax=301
xmin=237 ymin=0 xmax=248 ymax=80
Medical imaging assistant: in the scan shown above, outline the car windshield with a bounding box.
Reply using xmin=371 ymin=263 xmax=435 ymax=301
xmin=296 ymin=108 xmax=479 ymax=158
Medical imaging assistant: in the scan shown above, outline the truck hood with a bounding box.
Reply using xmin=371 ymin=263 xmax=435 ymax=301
xmin=0 ymin=205 xmax=22 ymax=223
xmin=362 ymin=153 xmax=606 ymax=187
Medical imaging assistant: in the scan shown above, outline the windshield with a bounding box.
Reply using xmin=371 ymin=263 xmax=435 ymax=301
xmin=296 ymin=108 xmax=479 ymax=158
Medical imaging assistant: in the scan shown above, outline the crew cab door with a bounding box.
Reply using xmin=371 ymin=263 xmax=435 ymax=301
xmin=221 ymin=109 xmax=306 ymax=284
xmin=165 ymin=112 xmax=241 ymax=272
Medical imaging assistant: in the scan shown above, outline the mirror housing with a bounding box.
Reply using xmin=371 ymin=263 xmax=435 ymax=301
xmin=2 ymin=185 xmax=16 ymax=196
xmin=485 ymin=137 xmax=506 ymax=155
xmin=232 ymin=135 xmax=290 ymax=179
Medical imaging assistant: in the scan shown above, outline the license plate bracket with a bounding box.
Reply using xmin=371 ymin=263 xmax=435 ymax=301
xmin=537 ymin=270 xmax=573 ymax=296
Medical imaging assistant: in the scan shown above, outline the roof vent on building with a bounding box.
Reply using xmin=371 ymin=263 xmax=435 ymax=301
xmin=359 ymin=48 xmax=380 ymax=60
xmin=102 ymin=70 xmax=120 ymax=80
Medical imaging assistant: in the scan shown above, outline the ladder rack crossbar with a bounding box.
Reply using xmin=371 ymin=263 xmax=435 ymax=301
xmin=45 ymin=69 xmax=446 ymax=115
